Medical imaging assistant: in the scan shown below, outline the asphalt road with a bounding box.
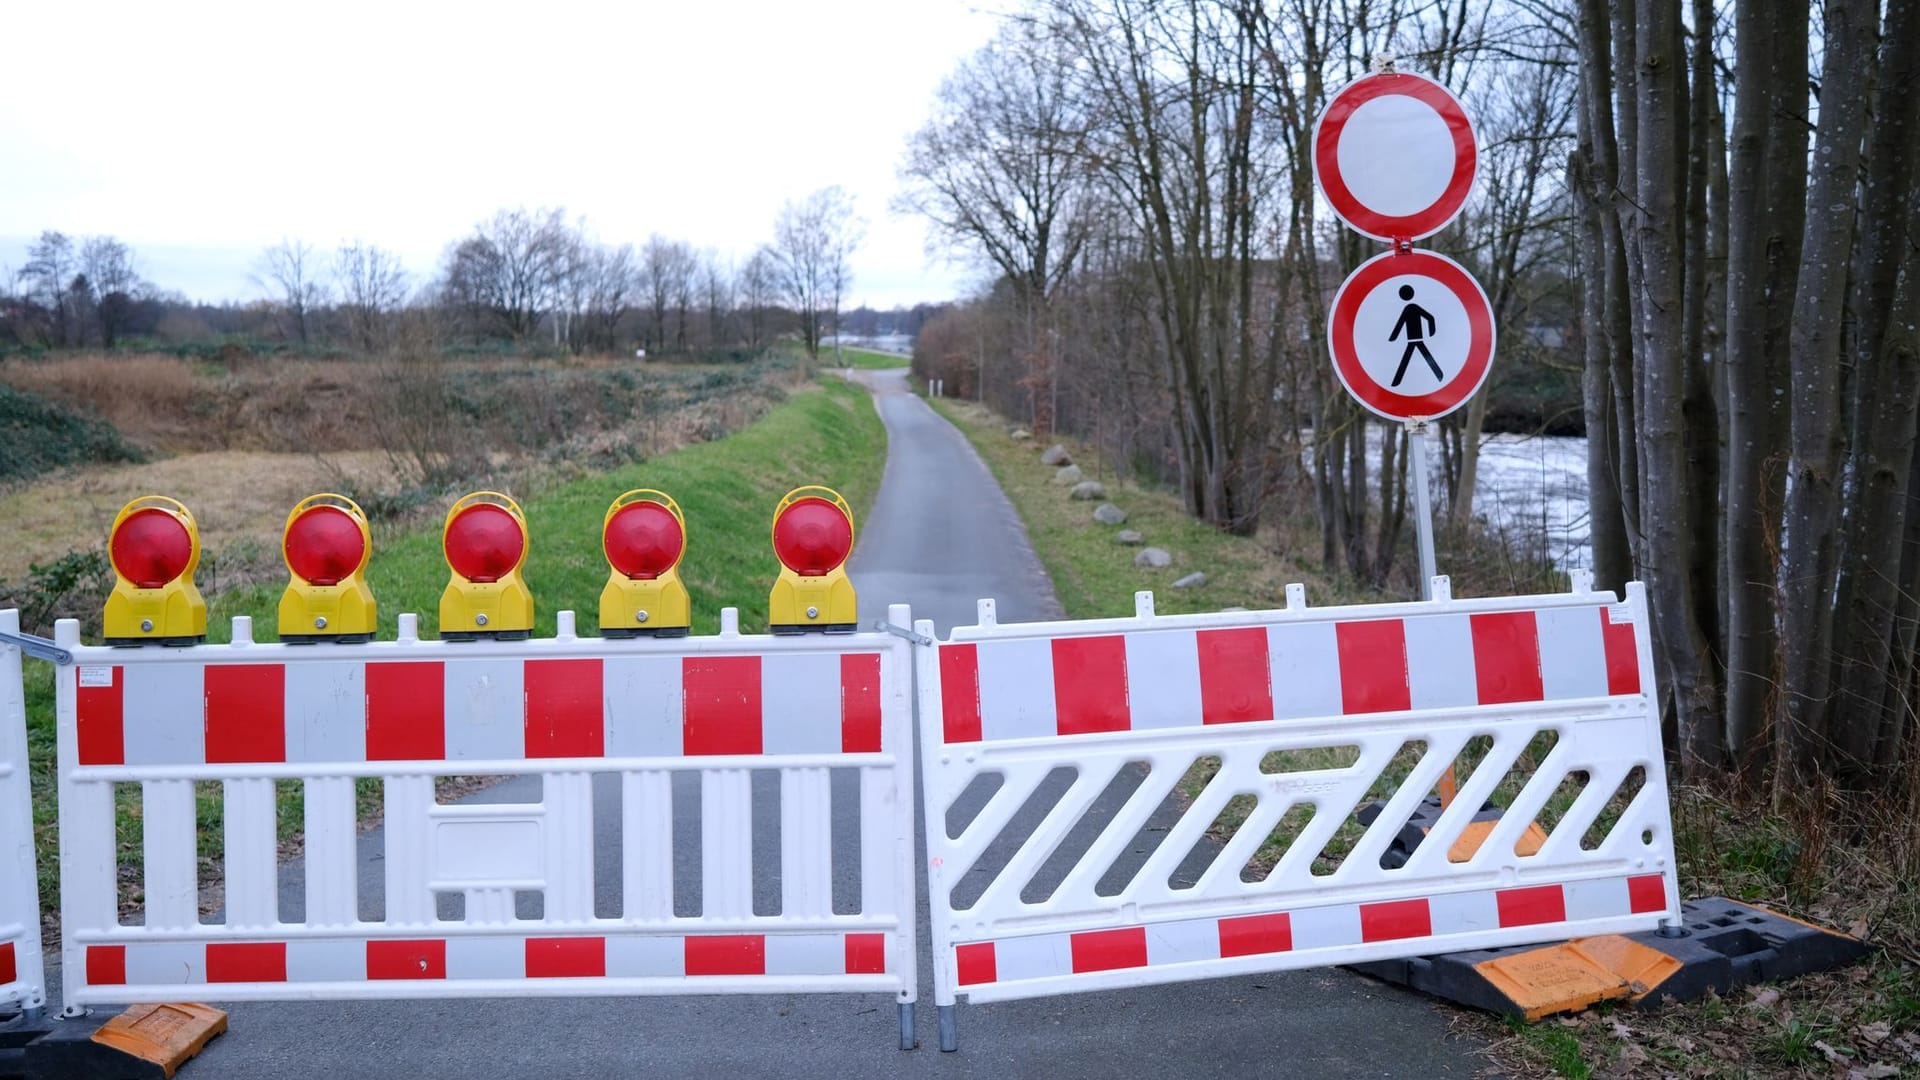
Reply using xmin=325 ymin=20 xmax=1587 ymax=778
xmin=38 ymin=369 xmax=1485 ymax=1078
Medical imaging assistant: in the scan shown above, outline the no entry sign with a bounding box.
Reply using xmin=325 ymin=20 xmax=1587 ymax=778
xmin=1313 ymin=71 xmax=1477 ymax=241
xmin=1327 ymin=248 xmax=1495 ymax=422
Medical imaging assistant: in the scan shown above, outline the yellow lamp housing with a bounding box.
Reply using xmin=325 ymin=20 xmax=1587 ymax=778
xmin=278 ymin=493 xmax=377 ymax=643
xmin=103 ymin=495 xmax=208 ymax=646
xmin=768 ymin=485 xmax=858 ymax=635
xmin=599 ymin=489 xmax=692 ymax=638
xmin=438 ymin=491 xmax=535 ymax=640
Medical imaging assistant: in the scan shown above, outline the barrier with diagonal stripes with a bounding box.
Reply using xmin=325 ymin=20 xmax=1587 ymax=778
xmin=913 ymin=578 xmax=1678 ymax=1049
xmin=1 ymin=611 xmax=48 ymax=1022
xmin=47 ymin=606 xmax=921 ymax=1046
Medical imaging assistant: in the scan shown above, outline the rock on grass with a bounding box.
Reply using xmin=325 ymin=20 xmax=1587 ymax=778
xmin=1135 ymin=547 xmax=1172 ymax=568
xmin=1040 ymin=444 xmax=1072 ymax=466
xmin=1053 ymin=463 xmax=1083 ymax=484
xmin=1070 ymin=481 xmax=1106 ymax=500
xmin=1093 ymin=503 xmax=1127 ymax=525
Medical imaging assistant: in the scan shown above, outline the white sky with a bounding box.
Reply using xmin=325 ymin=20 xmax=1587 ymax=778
xmin=0 ymin=0 xmax=1006 ymax=311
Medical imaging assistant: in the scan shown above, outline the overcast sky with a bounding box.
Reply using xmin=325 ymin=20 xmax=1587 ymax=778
xmin=0 ymin=0 xmax=1007 ymax=310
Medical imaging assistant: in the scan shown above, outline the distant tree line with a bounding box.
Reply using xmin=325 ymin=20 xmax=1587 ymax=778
xmin=2 ymin=187 xmax=875 ymax=361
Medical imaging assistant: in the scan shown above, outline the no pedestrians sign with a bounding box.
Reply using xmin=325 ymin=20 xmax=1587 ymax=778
xmin=1326 ymin=248 xmax=1495 ymax=422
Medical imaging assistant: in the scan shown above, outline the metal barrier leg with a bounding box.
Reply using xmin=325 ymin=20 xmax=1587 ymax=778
xmin=938 ymin=1004 xmax=958 ymax=1052
xmin=897 ymin=1003 xmax=915 ymax=1050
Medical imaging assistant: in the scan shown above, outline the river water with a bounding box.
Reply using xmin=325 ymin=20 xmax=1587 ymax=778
xmin=1306 ymin=430 xmax=1593 ymax=573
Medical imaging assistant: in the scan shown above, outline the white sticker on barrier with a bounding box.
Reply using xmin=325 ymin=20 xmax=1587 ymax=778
xmin=1 ymin=611 xmax=48 ymax=1017
xmin=916 ymin=583 xmax=1678 ymax=1014
xmin=48 ymin=607 xmax=920 ymax=1031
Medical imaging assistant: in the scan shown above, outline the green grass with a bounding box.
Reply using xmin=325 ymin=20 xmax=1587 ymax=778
xmin=831 ymin=347 xmax=910 ymax=370
xmin=930 ymin=397 xmax=1376 ymax=620
xmin=20 ymin=377 xmax=887 ymax=922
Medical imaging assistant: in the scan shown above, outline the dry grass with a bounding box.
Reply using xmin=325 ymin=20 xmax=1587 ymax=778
xmin=0 ymin=350 xmax=804 ymax=583
xmin=0 ymin=450 xmax=397 ymax=585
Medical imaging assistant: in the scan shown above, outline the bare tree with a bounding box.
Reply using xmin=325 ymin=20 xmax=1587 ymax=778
xmin=737 ymin=246 xmax=780 ymax=349
xmin=255 ymin=239 xmax=330 ymax=344
xmin=700 ymin=252 xmax=734 ymax=349
xmin=771 ymin=186 xmax=863 ymax=360
xmin=899 ymin=21 xmax=1091 ymax=430
xmin=80 ymin=237 xmax=141 ymax=348
xmin=439 ymin=208 xmax=571 ymax=341
xmin=639 ymin=236 xmax=696 ymax=354
xmin=334 ymin=241 xmax=409 ymax=351
xmin=17 ymin=231 xmax=77 ymax=346
xmin=578 ymin=242 xmax=638 ymax=353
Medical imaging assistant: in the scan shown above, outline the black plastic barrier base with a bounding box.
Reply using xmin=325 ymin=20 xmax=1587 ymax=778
xmin=1354 ymin=896 xmax=1868 ymax=1020
xmin=0 ymin=1003 xmax=227 ymax=1080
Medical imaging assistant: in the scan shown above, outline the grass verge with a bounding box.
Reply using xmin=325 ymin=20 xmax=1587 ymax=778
xmin=931 ymin=395 xmax=1920 ymax=1079
xmin=19 ymin=376 xmax=887 ymax=928
xmin=832 ymin=347 xmax=910 ymax=370
xmin=929 ymin=397 xmax=1377 ymax=618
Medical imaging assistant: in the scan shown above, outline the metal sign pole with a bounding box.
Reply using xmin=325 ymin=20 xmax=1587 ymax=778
xmin=1406 ymin=418 xmax=1438 ymax=600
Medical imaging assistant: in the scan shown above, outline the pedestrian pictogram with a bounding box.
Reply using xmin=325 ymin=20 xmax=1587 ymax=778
xmin=1312 ymin=70 xmax=1478 ymax=241
xmin=1389 ymin=285 xmax=1441 ymax=387
xmin=1328 ymin=248 xmax=1496 ymax=423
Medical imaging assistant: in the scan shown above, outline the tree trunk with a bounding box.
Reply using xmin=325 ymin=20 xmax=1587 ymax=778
xmin=1831 ymin=0 xmax=1920 ymax=776
xmin=1682 ymin=0 xmax=1721 ymax=669
xmin=1633 ymin=0 xmax=1722 ymax=770
xmin=1576 ymin=0 xmax=1642 ymax=567
xmin=1722 ymin=0 xmax=1807 ymax=764
xmin=1776 ymin=0 xmax=1876 ymax=790
xmin=1571 ymin=145 xmax=1633 ymax=595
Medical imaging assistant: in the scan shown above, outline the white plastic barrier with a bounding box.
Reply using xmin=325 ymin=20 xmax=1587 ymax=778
xmin=914 ymin=579 xmax=1678 ymax=1048
xmin=1 ymin=611 xmax=48 ymax=1020
xmin=51 ymin=607 xmax=921 ymax=1046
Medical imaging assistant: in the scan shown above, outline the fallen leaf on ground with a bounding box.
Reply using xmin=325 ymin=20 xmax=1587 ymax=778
xmin=1749 ymin=987 xmax=1782 ymax=1009
xmin=1814 ymin=1039 xmax=1851 ymax=1066
xmin=1854 ymin=1021 xmax=1892 ymax=1046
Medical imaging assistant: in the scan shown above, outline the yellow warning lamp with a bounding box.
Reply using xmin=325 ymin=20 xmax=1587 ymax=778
xmin=438 ymin=491 xmax=534 ymax=640
xmin=600 ymin=489 xmax=692 ymax=638
xmin=768 ymin=486 xmax=857 ymax=634
xmin=277 ymin=494 xmax=377 ymax=643
xmin=103 ymin=495 xmax=207 ymax=646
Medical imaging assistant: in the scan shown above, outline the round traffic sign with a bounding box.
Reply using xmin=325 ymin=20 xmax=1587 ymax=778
xmin=1312 ymin=71 xmax=1476 ymax=241
xmin=1327 ymin=248 xmax=1495 ymax=422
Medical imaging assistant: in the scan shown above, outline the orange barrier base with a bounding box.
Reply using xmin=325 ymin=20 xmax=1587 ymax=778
xmin=91 ymin=1004 xmax=228 ymax=1078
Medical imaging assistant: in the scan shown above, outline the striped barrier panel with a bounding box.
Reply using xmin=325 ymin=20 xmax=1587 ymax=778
xmin=49 ymin=606 xmax=921 ymax=1046
xmin=1 ymin=611 xmax=48 ymax=1020
xmin=913 ymin=578 xmax=1678 ymax=1049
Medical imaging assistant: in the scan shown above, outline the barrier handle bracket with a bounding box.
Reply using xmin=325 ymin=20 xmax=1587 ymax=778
xmin=0 ymin=628 xmax=72 ymax=665
xmin=873 ymin=621 xmax=935 ymax=647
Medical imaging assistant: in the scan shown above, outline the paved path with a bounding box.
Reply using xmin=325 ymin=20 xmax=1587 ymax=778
xmin=40 ymin=369 xmax=1485 ymax=1078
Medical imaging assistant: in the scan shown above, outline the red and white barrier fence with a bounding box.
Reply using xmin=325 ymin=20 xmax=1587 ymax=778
xmin=1 ymin=611 xmax=48 ymax=1021
xmin=48 ymin=606 xmax=920 ymax=1046
xmin=914 ymin=578 xmax=1678 ymax=1049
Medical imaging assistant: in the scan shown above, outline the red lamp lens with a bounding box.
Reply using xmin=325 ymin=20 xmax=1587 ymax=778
xmin=285 ymin=506 xmax=366 ymax=586
xmin=445 ymin=503 xmax=525 ymax=583
xmin=604 ymin=501 xmax=684 ymax=580
xmin=772 ymin=497 xmax=852 ymax=576
xmin=111 ymin=508 xmax=193 ymax=588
